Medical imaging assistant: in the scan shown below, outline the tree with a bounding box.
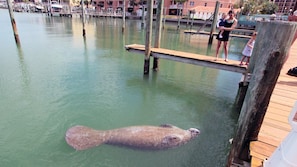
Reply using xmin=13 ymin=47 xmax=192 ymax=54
xmin=261 ymin=1 xmax=278 ymax=14
xmin=238 ymin=0 xmax=278 ymax=15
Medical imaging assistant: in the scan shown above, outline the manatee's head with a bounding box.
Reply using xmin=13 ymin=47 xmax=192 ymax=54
xmin=160 ymin=128 xmax=200 ymax=149
xmin=188 ymin=128 xmax=200 ymax=139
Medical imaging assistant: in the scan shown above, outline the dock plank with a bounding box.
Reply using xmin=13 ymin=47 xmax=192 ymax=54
xmin=124 ymin=40 xmax=297 ymax=167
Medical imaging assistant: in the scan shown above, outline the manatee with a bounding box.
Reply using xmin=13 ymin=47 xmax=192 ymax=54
xmin=65 ymin=124 xmax=200 ymax=150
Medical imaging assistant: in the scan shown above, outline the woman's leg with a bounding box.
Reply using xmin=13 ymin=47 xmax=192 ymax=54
xmin=215 ymin=40 xmax=222 ymax=60
xmin=223 ymin=41 xmax=229 ymax=61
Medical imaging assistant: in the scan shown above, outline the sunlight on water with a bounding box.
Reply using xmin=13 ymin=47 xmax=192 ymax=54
xmin=0 ymin=9 xmax=248 ymax=166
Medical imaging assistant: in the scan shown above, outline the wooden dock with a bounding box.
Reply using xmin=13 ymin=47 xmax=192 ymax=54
xmin=249 ymin=40 xmax=297 ymax=166
xmin=125 ymin=37 xmax=297 ymax=167
xmin=125 ymin=44 xmax=247 ymax=73
xmin=184 ymin=30 xmax=252 ymax=39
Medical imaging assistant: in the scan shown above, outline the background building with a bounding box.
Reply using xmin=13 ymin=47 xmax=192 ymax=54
xmin=273 ymin=0 xmax=297 ymax=14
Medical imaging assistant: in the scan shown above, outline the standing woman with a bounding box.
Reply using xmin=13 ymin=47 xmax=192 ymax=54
xmin=215 ymin=10 xmax=238 ymax=62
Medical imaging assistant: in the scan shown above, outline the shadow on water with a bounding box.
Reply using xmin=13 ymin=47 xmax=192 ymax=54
xmin=131 ymin=71 xmax=236 ymax=110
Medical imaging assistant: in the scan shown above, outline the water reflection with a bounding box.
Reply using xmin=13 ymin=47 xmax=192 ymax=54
xmin=16 ymin=46 xmax=30 ymax=93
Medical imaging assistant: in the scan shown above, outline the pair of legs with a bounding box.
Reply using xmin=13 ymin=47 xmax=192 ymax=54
xmin=239 ymin=55 xmax=250 ymax=65
xmin=215 ymin=40 xmax=228 ymax=61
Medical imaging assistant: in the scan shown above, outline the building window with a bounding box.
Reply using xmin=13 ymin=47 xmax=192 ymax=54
xmin=189 ymin=1 xmax=194 ymax=6
xmin=204 ymin=3 xmax=207 ymax=6
xmin=99 ymin=1 xmax=104 ymax=7
xmin=170 ymin=1 xmax=177 ymax=5
xmin=107 ymin=1 xmax=113 ymax=6
xmin=220 ymin=4 xmax=222 ymax=7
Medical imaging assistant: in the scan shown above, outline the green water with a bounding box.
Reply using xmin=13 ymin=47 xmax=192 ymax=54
xmin=0 ymin=9 xmax=248 ymax=167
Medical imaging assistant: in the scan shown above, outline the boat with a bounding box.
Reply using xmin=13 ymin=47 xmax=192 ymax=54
xmin=49 ymin=1 xmax=63 ymax=16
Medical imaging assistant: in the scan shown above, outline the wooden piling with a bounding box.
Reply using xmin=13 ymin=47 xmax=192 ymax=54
xmin=227 ymin=21 xmax=297 ymax=166
xmin=141 ymin=2 xmax=145 ymax=28
xmin=177 ymin=7 xmax=181 ymax=30
xmin=152 ymin=0 xmax=164 ymax=71
xmin=82 ymin=0 xmax=86 ymax=37
xmin=144 ymin=0 xmax=154 ymax=75
xmin=6 ymin=0 xmax=21 ymax=46
xmin=122 ymin=0 xmax=126 ymax=33
xmin=208 ymin=1 xmax=219 ymax=44
xmin=234 ymin=81 xmax=249 ymax=112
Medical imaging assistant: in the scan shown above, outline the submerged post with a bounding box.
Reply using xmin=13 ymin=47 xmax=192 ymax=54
xmin=152 ymin=0 xmax=164 ymax=71
xmin=227 ymin=22 xmax=297 ymax=166
xmin=144 ymin=0 xmax=154 ymax=75
xmin=82 ymin=0 xmax=86 ymax=37
xmin=6 ymin=0 xmax=21 ymax=46
xmin=208 ymin=1 xmax=220 ymax=44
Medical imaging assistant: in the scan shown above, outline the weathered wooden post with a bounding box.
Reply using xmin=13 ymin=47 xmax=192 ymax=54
xmin=190 ymin=10 xmax=195 ymax=30
xmin=152 ymin=0 xmax=164 ymax=71
xmin=122 ymin=0 xmax=126 ymax=33
xmin=227 ymin=21 xmax=297 ymax=166
xmin=6 ymin=0 xmax=21 ymax=46
xmin=177 ymin=7 xmax=181 ymax=30
xmin=143 ymin=0 xmax=154 ymax=75
xmin=162 ymin=7 xmax=166 ymax=29
xmin=82 ymin=0 xmax=86 ymax=37
xmin=208 ymin=1 xmax=219 ymax=44
xmin=141 ymin=0 xmax=145 ymax=28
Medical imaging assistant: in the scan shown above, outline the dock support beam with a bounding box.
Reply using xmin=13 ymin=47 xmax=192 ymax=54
xmin=227 ymin=22 xmax=297 ymax=166
xmin=144 ymin=0 xmax=154 ymax=75
xmin=208 ymin=1 xmax=219 ymax=44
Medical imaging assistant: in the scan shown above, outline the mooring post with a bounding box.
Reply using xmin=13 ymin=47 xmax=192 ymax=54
xmin=82 ymin=0 xmax=86 ymax=37
xmin=227 ymin=21 xmax=297 ymax=166
xmin=6 ymin=0 xmax=21 ymax=46
xmin=144 ymin=0 xmax=153 ymax=75
xmin=208 ymin=1 xmax=220 ymax=44
xmin=122 ymin=0 xmax=126 ymax=33
xmin=190 ymin=11 xmax=195 ymax=30
xmin=177 ymin=7 xmax=181 ymax=30
xmin=152 ymin=0 xmax=164 ymax=71
xmin=162 ymin=7 xmax=166 ymax=29
xmin=141 ymin=1 xmax=145 ymax=28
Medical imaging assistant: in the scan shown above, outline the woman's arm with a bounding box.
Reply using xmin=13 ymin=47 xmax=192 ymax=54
xmin=220 ymin=19 xmax=238 ymax=31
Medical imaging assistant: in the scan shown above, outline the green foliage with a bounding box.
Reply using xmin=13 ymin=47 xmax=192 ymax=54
xmin=261 ymin=1 xmax=278 ymax=14
xmin=237 ymin=0 xmax=278 ymax=15
xmin=175 ymin=0 xmax=188 ymax=4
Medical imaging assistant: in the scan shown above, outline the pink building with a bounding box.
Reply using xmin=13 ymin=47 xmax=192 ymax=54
xmin=91 ymin=0 xmax=238 ymax=16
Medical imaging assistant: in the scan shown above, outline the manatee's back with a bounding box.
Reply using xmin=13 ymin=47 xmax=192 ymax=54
xmin=106 ymin=126 xmax=192 ymax=149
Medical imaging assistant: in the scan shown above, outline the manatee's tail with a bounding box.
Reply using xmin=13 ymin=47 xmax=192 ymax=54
xmin=65 ymin=125 xmax=106 ymax=150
